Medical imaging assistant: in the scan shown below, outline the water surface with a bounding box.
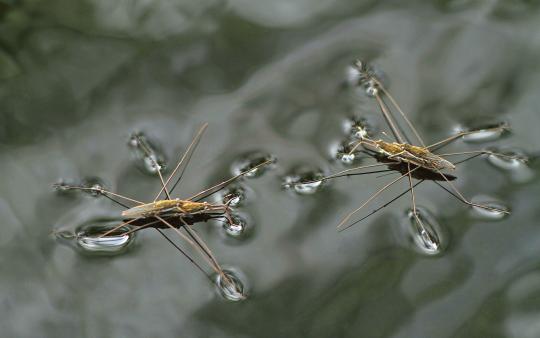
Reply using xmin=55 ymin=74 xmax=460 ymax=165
xmin=2 ymin=1 xmax=540 ymax=337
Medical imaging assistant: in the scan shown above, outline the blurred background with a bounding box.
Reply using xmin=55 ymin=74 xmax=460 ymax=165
xmin=1 ymin=0 xmax=540 ymax=337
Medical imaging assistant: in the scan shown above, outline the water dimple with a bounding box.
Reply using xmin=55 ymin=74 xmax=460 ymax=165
xmin=282 ymin=167 xmax=324 ymax=195
xmin=231 ymin=151 xmax=276 ymax=178
xmin=487 ymin=149 xmax=533 ymax=183
xmin=53 ymin=178 xmax=78 ymax=195
xmin=54 ymin=229 xmax=76 ymax=240
xmin=342 ymin=116 xmax=376 ymax=140
xmin=128 ymin=131 xmax=167 ymax=175
xmin=347 ymin=60 xmax=388 ymax=97
xmin=331 ymin=139 xmax=364 ymax=165
xmin=471 ymin=196 xmax=510 ymax=220
xmin=80 ymin=177 xmax=107 ymax=197
xmin=75 ymin=221 xmax=135 ymax=254
xmin=215 ymin=268 xmax=247 ymax=302
xmin=219 ymin=212 xmax=251 ymax=239
xmin=404 ymin=207 xmax=444 ymax=255
xmin=364 ymin=80 xmax=379 ymax=97
xmin=213 ymin=184 xmax=251 ymax=207
xmin=460 ymin=122 xmax=509 ymax=143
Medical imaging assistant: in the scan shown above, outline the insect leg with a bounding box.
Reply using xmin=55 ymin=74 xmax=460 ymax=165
xmin=337 ymin=166 xmax=420 ymax=231
xmin=96 ymin=217 xmax=143 ymax=238
xmin=176 ymin=216 xmax=238 ymax=291
xmin=406 ymin=164 xmax=437 ymax=245
xmin=215 ymin=204 xmax=237 ymax=226
xmin=438 ymin=150 xmax=525 ymax=162
xmin=52 ymin=184 xmax=144 ymax=205
xmin=154 ymin=123 xmax=208 ymax=201
xmin=155 ymin=215 xmax=221 ymax=275
xmin=133 ymin=134 xmax=172 ymax=199
xmin=387 ymin=150 xmax=406 ymax=160
xmin=426 ymin=124 xmax=509 ymax=151
xmin=177 ymin=216 xmax=223 ymax=274
xmin=117 ymin=218 xmax=164 ymax=236
xmin=188 ymin=159 xmax=273 ymax=202
xmin=318 ymin=162 xmax=396 ymax=182
xmin=433 ymin=168 xmax=510 ymax=214
xmin=347 ymin=140 xmax=373 ymax=155
xmin=379 ymin=85 xmax=426 ymax=147
xmin=353 ymin=179 xmax=425 ymax=228
xmin=374 ymin=93 xmax=406 ymax=143
xmin=154 ymin=228 xmax=213 ymax=283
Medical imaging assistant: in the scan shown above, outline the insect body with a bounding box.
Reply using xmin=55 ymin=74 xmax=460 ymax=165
xmin=308 ymin=60 xmax=519 ymax=232
xmin=122 ymin=199 xmax=210 ymax=218
xmin=361 ymin=138 xmax=456 ymax=171
xmin=54 ymin=123 xmax=271 ymax=299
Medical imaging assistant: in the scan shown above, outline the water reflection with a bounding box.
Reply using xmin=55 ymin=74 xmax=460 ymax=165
xmin=404 ymin=207 xmax=444 ymax=255
xmin=55 ymin=220 xmax=136 ymax=255
xmin=215 ymin=268 xmax=248 ymax=302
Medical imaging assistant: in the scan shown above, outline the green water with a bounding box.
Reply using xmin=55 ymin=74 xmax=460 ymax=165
xmin=2 ymin=1 xmax=540 ymax=337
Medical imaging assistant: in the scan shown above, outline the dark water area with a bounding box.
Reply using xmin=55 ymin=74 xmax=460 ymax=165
xmin=2 ymin=1 xmax=540 ymax=337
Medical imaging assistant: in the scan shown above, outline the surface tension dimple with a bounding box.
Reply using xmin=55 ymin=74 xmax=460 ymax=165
xmin=128 ymin=131 xmax=168 ymax=175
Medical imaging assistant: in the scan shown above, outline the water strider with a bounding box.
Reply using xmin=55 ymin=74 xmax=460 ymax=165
xmin=299 ymin=60 xmax=526 ymax=237
xmin=54 ymin=123 xmax=273 ymax=300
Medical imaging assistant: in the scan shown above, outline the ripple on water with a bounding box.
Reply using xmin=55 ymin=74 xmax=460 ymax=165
xmin=231 ymin=151 xmax=276 ymax=178
xmin=128 ymin=131 xmax=167 ymax=175
xmin=215 ymin=268 xmax=248 ymax=302
xmin=403 ymin=207 xmax=445 ymax=255
xmin=282 ymin=166 xmax=325 ymax=195
xmin=56 ymin=221 xmax=136 ymax=255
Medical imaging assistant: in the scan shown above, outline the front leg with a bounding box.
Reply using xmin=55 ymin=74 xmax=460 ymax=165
xmin=387 ymin=150 xmax=406 ymax=160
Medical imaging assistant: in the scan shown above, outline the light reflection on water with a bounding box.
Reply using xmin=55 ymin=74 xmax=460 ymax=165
xmin=1 ymin=1 xmax=540 ymax=337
